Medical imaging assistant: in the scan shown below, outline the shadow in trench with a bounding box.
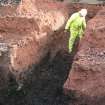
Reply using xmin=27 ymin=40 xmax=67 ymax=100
xmin=28 ymin=50 xmax=75 ymax=105
xmin=0 ymin=28 xmax=82 ymax=105
xmin=0 ymin=44 xmax=78 ymax=105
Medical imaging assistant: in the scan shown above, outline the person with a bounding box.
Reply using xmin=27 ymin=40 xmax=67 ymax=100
xmin=65 ymin=9 xmax=87 ymax=53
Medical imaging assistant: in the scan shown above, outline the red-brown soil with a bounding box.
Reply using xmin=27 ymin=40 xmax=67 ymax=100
xmin=0 ymin=0 xmax=104 ymax=105
xmin=64 ymin=8 xmax=105 ymax=105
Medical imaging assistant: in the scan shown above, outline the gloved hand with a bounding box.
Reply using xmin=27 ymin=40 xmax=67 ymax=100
xmin=79 ymin=31 xmax=84 ymax=39
xmin=79 ymin=34 xmax=83 ymax=39
xmin=64 ymin=29 xmax=68 ymax=33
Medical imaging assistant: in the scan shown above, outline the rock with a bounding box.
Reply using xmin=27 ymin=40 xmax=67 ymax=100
xmin=64 ymin=8 xmax=105 ymax=105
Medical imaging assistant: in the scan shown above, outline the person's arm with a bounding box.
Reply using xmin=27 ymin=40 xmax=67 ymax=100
xmin=82 ymin=18 xmax=86 ymax=30
xmin=79 ymin=18 xmax=86 ymax=38
xmin=65 ymin=13 xmax=77 ymax=30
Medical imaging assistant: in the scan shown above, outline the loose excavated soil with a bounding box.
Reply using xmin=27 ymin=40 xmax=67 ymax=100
xmin=0 ymin=0 xmax=104 ymax=105
xmin=64 ymin=8 xmax=105 ymax=105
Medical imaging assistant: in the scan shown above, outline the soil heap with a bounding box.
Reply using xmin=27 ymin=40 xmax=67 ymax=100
xmin=64 ymin=8 xmax=105 ymax=105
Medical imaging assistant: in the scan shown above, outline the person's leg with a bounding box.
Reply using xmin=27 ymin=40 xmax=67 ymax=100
xmin=68 ymin=30 xmax=78 ymax=53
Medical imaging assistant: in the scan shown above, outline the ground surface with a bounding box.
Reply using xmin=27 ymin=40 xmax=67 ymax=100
xmin=0 ymin=0 xmax=105 ymax=105
xmin=0 ymin=51 xmax=74 ymax=105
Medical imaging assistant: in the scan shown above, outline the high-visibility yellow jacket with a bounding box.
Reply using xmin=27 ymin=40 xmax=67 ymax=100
xmin=65 ymin=12 xmax=86 ymax=37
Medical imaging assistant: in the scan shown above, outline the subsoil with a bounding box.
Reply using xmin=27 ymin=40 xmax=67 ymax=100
xmin=0 ymin=1 xmax=104 ymax=105
xmin=0 ymin=50 xmax=75 ymax=105
xmin=0 ymin=2 xmax=74 ymax=105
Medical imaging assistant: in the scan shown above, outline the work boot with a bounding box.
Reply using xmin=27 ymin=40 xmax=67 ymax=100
xmin=68 ymin=49 xmax=72 ymax=54
xmin=16 ymin=83 xmax=23 ymax=91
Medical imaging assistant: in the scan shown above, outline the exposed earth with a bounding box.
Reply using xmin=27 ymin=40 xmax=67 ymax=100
xmin=0 ymin=0 xmax=105 ymax=105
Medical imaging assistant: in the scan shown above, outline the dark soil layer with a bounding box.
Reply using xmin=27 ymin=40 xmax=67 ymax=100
xmin=0 ymin=51 xmax=75 ymax=105
xmin=0 ymin=1 xmax=104 ymax=105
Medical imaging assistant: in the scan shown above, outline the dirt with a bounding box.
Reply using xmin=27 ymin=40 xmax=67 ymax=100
xmin=0 ymin=0 xmax=104 ymax=105
xmin=0 ymin=1 xmax=71 ymax=105
xmin=64 ymin=7 xmax=105 ymax=105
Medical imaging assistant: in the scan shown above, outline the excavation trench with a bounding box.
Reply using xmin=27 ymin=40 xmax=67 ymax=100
xmin=0 ymin=1 xmax=104 ymax=105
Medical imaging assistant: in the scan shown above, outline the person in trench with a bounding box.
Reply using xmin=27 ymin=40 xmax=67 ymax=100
xmin=65 ymin=9 xmax=87 ymax=53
